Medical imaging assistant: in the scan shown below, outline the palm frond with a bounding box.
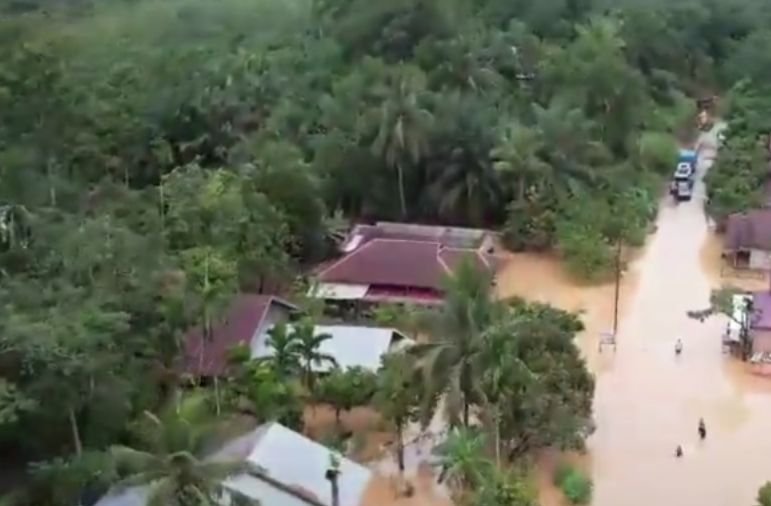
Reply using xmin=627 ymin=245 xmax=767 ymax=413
xmin=110 ymin=445 xmax=161 ymax=475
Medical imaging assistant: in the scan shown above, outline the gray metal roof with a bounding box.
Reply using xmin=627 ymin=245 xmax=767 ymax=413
xmin=253 ymin=325 xmax=410 ymax=372
xmin=239 ymin=422 xmax=372 ymax=506
xmin=93 ymin=423 xmax=372 ymax=506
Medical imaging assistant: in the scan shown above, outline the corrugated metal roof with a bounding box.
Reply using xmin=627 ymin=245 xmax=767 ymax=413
xmin=253 ymin=325 xmax=409 ymax=372
xmin=243 ymin=423 xmax=372 ymax=506
xmin=93 ymin=423 xmax=372 ymax=506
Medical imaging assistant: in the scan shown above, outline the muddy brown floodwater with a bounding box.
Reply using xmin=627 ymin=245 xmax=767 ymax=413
xmin=497 ymin=133 xmax=771 ymax=506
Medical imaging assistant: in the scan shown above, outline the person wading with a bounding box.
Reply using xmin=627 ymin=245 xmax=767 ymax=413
xmin=698 ymin=418 xmax=707 ymax=440
xmin=675 ymin=338 xmax=683 ymax=356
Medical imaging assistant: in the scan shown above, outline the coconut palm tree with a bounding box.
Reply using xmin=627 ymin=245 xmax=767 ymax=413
xmin=490 ymin=123 xmax=551 ymax=204
xmin=532 ymin=99 xmax=611 ymax=198
xmin=289 ymin=318 xmax=338 ymax=391
xmin=110 ymin=399 xmax=249 ymax=506
xmin=433 ymin=427 xmax=493 ymax=493
xmin=410 ymin=257 xmax=500 ymax=427
xmin=373 ymin=353 xmax=421 ymax=475
xmin=372 ymin=64 xmax=433 ymax=218
xmin=262 ymin=322 xmax=301 ymax=378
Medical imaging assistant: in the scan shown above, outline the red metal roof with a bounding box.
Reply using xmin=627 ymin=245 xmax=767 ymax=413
xmin=317 ymin=239 xmax=494 ymax=293
xmin=182 ymin=294 xmax=295 ymax=377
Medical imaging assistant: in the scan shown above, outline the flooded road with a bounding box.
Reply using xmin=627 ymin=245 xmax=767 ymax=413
xmin=590 ymin=158 xmax=771 ymax=506
xmin=498 ymin=124 xmax=771 ymax=506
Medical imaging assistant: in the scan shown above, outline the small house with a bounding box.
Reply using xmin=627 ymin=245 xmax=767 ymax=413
xmin=723 ymin=209 xmax=771 ymax=271
xmin=183 ymin=295 xmax=297 ymax=377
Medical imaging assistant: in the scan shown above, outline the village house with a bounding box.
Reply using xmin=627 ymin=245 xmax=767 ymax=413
xmin=94 ymin=422 xmax=373 ymax=506
xmin=723 ymin=209 xmax=771 ymax=271
xmin=311 ymin=221 xmax=499 ymax=307
xmin=183 ymin=294 xmax=298 ymax=377
xmin=183 ymin=294 xmax=412 ymax=377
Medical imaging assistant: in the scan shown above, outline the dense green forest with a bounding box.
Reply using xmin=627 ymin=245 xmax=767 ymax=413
xmin=2 ymin=0 xmax=771 ymax=504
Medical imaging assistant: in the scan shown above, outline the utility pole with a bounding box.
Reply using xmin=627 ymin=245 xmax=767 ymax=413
xmin=612 ymin=240 xmax=622 ymax=335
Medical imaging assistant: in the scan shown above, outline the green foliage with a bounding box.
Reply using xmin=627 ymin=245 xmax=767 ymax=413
xmin=556 ymin=218 xmax=613 ymax=280
xmin=637 ymin=131 xmax=679 ymax=174
xmin=555 ymin=464 xmax=592 ymax=505
xmin=4 ymin=0 xmax=771 ymax=501
xmin=705 ymin=134 xmax=767 ymax=222
xmin=757 ymin=481 xmax=771 ymax=506
xmin=25 ymin=452 xmax=115 ymax=506
xmin=315 ymin=367 xmax=378 ymax=423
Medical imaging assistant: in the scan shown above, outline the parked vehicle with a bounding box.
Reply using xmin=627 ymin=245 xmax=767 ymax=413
xmin=678 ymin=149 xmax=698 ymax=170
xmin=670 ymin=161 xmax=695 ymax=202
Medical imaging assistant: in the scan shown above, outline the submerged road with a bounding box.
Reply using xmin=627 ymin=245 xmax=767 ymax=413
xmin=589 ymin=124 xmax=771 ymax=506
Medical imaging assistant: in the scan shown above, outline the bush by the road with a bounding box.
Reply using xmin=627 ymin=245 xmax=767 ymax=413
xmin=757 ymin=481 xmax=771 ymax=506
xmin=554 ymin=463 xmax=593 ymax=505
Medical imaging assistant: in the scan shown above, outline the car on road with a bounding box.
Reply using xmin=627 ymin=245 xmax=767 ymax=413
xmin=670 ymin=161 xmax=695 ymax=201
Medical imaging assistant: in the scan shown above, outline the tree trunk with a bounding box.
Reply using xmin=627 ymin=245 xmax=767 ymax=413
xmin=494 ymin=407 xmax=501 ymax=467
xmin=335 ymin=407 xmax=342 ymax=428
xmin=68 ymin=407 xmax=82 ymax=456
xmin=213 ymin=376 xmax=221 ymax=415
xmin=612 ymin=240 xmax=622 ymax=335
xmin=47 ymin=159 xmax=57 ymax=207
xmin=461 ymin=365 xmax=471 ymax=427
xmin=396 ymin=161 xmax=407 ymax=218
xmin=396 ymin=420 xmax=405 ymax=474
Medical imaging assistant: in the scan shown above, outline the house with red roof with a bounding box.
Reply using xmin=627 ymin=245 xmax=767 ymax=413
xmin=183 ymin=294 xmax=297 ymax=377
xmin=311 ymin=222 xmax=500 ymax=306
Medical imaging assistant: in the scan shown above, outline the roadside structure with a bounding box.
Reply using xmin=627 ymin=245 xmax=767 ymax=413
xmin=183 ymin=294 xmax=297 ymax=377
xmin=750 ymin=291 xmax=771 ymax=375
xmin=311 ymin=221 xmax=499 ymax=308
xmin=723 ymin=209 xmax=771 ymax=272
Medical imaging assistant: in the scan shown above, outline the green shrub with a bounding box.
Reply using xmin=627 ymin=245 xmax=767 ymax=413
xmin=555 ymin=220 xmax=613 ymax=281
xmin=555 ymin=465 xmax=592 ymax=505
xmin=638 ymin=131 xmax=679 ymax=175
xmin=757 ymin=481 xmax=771 ymax=506
xmin=552 ymin=461 xmax=572 ymax=486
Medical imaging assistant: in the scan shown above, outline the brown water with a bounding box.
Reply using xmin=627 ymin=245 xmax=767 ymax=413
xmin=496 ymin=135 xmax=771 ymax=505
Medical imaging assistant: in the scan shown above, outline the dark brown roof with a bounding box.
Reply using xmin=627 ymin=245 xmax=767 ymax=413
xmin=183 ymin=294 xmax=296 ymax=377
xmin=317 ymin=239 xmax=494 ymax=291
xmin=724 ymin=209 xmax=771 ymax=252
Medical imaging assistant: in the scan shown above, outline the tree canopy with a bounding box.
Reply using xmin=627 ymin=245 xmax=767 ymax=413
xmin=3 ymin=0 xmax=771 ymax=503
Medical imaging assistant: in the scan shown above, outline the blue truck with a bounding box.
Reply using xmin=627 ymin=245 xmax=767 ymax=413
xmin=670 ymin=149 xmax=698 ymax=201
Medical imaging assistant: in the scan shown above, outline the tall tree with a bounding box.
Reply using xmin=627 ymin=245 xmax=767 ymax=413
xmin=372 ymin=64 xmax=433 ymax=218
xmin=261 ymin=323 xmax=302 ymax=378
xmin=373 ymin=353 xmax=421 ymax=474
xmin=289 ymin=319 xmax=338 ymax=392
xmin=411 ymin=258 xmax=499 ymax=426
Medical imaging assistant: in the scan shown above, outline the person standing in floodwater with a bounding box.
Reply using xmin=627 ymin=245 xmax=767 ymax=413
xmin=675 ymin=445 xmax=683 ymax=458
xmin=698 ymin=418 xmax=707 ymax=440
xmin=675 ymin=338 xmax=683 ymax=356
